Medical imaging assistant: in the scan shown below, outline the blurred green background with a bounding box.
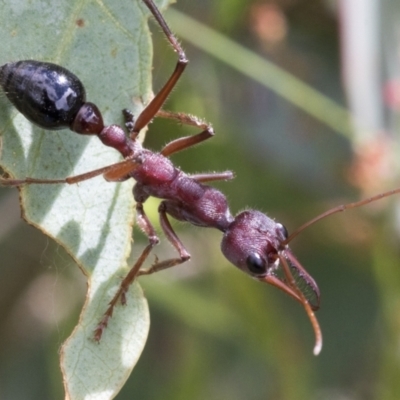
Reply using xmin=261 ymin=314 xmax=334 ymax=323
xmin=1 ymin=0 xmax=400 ymax=399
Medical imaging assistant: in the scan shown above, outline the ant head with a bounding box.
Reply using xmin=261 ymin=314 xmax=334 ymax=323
xmin=221 ymin=210 xmax=323 ymax=354
xmin=221 ymin=210 xmax=320 ymax=310
xmin=221 ymin=210 xmax=288 ymax=278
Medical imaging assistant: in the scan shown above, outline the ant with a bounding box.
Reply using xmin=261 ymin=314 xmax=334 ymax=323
xmin=0 ymin=0 xmax=399 ymax=355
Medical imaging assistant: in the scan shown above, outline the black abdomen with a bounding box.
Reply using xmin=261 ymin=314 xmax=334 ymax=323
xmin=0 ymin=60 xmax=86 ymax=129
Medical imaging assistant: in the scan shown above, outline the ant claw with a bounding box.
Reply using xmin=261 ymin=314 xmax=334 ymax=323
xmin=93 ymin=319 xmax=109 ymax=342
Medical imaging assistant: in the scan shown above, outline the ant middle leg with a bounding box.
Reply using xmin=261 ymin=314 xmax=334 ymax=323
xmin=138 ymin=201 xmax=191 ymax=276
xmin=0 ymin=158 xmax=139 ymax=187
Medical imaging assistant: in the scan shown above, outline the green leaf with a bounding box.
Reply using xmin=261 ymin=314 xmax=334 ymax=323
xmin=0 ymin=0 xmax=169 ymax=398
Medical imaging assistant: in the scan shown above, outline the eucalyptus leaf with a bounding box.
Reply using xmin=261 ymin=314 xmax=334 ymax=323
xmin=0 ymin=0 xmax=170 ymax=398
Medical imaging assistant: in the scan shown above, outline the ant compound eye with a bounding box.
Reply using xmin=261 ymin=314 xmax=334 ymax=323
xmin=246 ymin=253 xmax=267 ymax=276
xmin=276 ymin=223 xmax=288 ymax=241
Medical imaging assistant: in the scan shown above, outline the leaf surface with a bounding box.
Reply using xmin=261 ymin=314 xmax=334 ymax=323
xmin=0 ymin=0 xmax=168 ymax=398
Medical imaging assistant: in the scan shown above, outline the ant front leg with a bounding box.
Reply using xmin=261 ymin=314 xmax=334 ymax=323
xmin=138 ymin=201 xmax=191 ymax=276
xmin=94 ymin=202 xmax=160 ymax=341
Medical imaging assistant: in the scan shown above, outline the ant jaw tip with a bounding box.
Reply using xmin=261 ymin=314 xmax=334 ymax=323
xmin=311 ymin=304 xmax=320 ymax=312
xmin=313 ymin=340 xmax=323 ymax=356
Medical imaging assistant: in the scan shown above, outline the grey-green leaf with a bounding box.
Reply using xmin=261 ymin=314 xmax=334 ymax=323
xmin=0 ymin=0 xmax=169 ymax=398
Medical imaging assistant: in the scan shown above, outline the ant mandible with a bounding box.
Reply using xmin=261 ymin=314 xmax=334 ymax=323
xmin=1 ymin=0 xmax=399 ymax=355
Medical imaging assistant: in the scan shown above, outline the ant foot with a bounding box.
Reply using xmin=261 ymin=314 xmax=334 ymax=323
xmin=93 ymin=287 xmax=128 ymax=341
xmin=93 ymin=312 xmax=112 ymax=342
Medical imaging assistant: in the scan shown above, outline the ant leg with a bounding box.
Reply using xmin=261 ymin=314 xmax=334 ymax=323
xmin=157 ymin=110 xmax=215 ymax=157
xmin=138 ymin=201 xmax=191 ymax=276
xmin=189 ymin=171 xmax=234 ymax=183
xmin=94 ymin=203 xmax=160 ymax=341
xmin=156 ymin=109 xmax=211 ymax=128
xmin=0 ymin=158 xmax=139 ymax=187
xmin=124 ymin=106 xmax=215 ymax=157
xmin=132 ymin=0 xmax=188 ymax=137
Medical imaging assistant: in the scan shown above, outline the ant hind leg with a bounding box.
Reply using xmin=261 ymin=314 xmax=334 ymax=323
xmin=157 ymin=110 xmax=215 ymax=157
xmin=131 ymin=0 xmax=188 ymax=137
xmin=93 ymin=202 xmax=160 ymax=341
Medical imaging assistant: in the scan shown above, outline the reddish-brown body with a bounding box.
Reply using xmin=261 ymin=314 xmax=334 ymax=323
xmin=132 ymin=150 xmax=233 ymax=230
xmin=0 ymin=0 xmax=333 ymax=353
xmin=3 ymin=0 xmax=399 ymax=356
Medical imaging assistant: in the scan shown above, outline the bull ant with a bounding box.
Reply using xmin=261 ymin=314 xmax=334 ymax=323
xmin=1 ymin=0 xmax=398 ymax=355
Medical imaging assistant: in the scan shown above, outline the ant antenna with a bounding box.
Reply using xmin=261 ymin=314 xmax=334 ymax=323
xmin=283 ymin=186 xmax=400 ymax=245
